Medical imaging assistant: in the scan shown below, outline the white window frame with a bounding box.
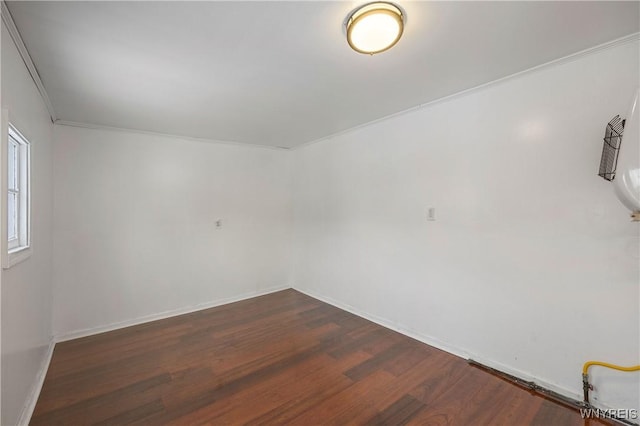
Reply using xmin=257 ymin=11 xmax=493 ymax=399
xmin=1 ymin=110 xmax=32 ymax=269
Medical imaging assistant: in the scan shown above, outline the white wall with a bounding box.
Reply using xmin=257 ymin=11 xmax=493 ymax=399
xmin=12 ymin=20 xmax=637 ymax=422
xmin=1 ymin=24 xmax=54 ymax=426
xmin=52 ymin=125 xmax=292 ymax=338
xmin=292 ymin=40 xmax=640 ymax=411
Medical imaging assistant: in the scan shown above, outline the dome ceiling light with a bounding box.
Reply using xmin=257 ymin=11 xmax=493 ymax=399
xmin=345 ymin=2 xmax=405 ymax=55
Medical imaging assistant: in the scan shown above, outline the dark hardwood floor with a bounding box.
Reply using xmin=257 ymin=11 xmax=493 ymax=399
xmin=32 ymin=289 xmax=609 ymax=425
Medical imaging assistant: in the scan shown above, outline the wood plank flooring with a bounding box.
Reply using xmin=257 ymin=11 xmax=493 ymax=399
xmin=32 ymin=289 xmax=610 ymax=425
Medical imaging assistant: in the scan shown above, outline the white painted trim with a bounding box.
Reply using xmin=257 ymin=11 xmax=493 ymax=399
xmin=16 ymin=339 xmax=55 ymax=426
xmin=4 ymin=123 xmax=32 ymax=269
xmin=293 ymin=286 xmax=623 ymax=414
xmin=55 ymin=285 xmax=291 ymax=342
xmin=1 ymin=0 xmax=636 ymax=150
xmin=54 ymin=121 xmax=291 ymax=151
xmin=294 ymin=287 xmax=470 ymax=359
xmin=1 ymin=1 xmax=56 ymax=123
xmin=1 ymin=110 xmax=9 ymax=268
xmin=18 ymin=287 xmax=290 ymax=424
xmin=293 ymin=32 xmax=640 ymax=150
xmin=5 ymin=247 xmax=32 ymax=269
xmin=2 ymin=117 xmax=33 ymax=269
xmin=17 ymin=286 xmax=626 ymax=426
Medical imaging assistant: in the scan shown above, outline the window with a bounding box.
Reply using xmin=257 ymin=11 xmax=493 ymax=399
xmin=7 ymin=124 xmax=30 ymax=252
xmin=2 ymin=118 xmax=31 ymax=268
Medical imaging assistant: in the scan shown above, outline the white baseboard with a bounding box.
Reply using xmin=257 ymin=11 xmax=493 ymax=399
xmin=17 ymin=285 xmax=630 ymax=425
xmin=55 ymin=285 xmax=290 ymax=342
xmin=294 ymin=286 xmax=471 ymax=357
xmin=19 ymin=285 xmax=290 ymax=426
xmin=17 ymin=338 xmax=55 ymax=426
xmin=293 ymin=286 xmax=587 ymax=409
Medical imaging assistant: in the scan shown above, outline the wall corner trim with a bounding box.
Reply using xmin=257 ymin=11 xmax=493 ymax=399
xmin=1 ymin=1 xmax=57 ymax=123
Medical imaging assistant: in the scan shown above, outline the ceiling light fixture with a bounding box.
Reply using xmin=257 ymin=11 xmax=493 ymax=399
xmin=345 ymin=2 xmax=405 ymax=55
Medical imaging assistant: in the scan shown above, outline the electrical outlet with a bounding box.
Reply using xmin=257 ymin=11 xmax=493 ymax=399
xmin=215 ymin=219 xmax=222 ymax=229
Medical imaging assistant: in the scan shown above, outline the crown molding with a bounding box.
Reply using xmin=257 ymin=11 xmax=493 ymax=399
xmin=1 ymin=1 xmax=56 ymax=122
xmin=54 ymin=120 xmax=291 ymax=151
xmin=294 ymin=31 xmax=640 ymax=150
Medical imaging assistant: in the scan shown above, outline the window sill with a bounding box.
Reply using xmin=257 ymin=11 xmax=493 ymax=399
xmin=4 ymin=246 xmax=32 ymax=269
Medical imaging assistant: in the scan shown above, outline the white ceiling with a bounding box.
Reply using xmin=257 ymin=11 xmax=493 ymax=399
xmin=6 ymin=1 xmax=640 ymax=148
